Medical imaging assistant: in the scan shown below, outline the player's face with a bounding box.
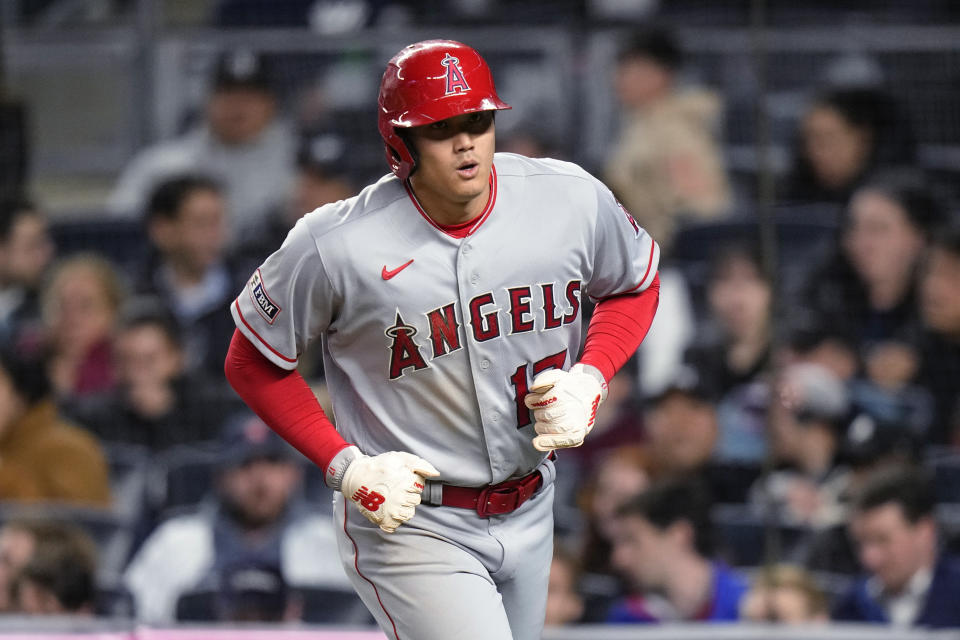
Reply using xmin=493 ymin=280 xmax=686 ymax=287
xmin=850 ymin=504 xmax=936 ymax=594
xmin=921 ymin=247 xmax=960 ymax=334
xmin=407 ymin=111 xmax=496 ymax=223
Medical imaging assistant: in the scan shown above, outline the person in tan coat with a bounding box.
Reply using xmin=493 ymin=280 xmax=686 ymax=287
xmin=0 ymin=336 xmax=111 ymax=507
xmin=604 ymin=27 xmax=732 ymax=251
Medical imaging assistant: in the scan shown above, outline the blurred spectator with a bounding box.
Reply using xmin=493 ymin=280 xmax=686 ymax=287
xmin=41 ymin=254 xmax=125 ymax=399
xmin=544 ymin=539 xmax=585 ymax=627
xmin=783 ymin=87 xmax=915 ymax=207
xmin=108 ymin=49 xmax=295 ymax=244
xmin=0 ymin=519 xmax=98 ymax=616
xmin=0 ymin=335 xmax=111 ymax=506
xmin=603 ymin=26 xmax=732 ymax=251
xmin=739 ymin=564 xmax=829 ymax=624
xmin=783 ymin=324 xmax=860 ymax=383
xmin=135 ymin=175 xmax=244 ymax=376
xmin=607 ymin=479 xmax=747 ymax=623
xmin=576 ymin=445 xmax=651 ymax=580
xmin=834 ymin=466 xmax=960 ymax=627
xmin=0 ymin=199 xmax=53 ymax=342
xmin=63 ymin=300 xmax=243 ymax=451
xmin=803 ymin=412 xmax=924 ymax=577
xmin=123 ymin=412 xmax=349 ymax=623
xmin=237 ymin=129 xmax=358 ymax=269
xmin=795 ymin=169 xmax=945 ymax=352
xmin=752 ymin=363 xmax=851 ymax=529
xmin=643 ymin=367 xmax=719 ymax=479
xmin=685 ymin=242 xmax=772 ymax=462
xmin=11 ymin=523 xmax=98 ymax=616
xmin=918 ymin=224 xmax=960 ymax=445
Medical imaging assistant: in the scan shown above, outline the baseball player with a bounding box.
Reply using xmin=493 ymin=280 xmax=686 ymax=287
xmin=224 ymin=40 xmax=661 ymax=640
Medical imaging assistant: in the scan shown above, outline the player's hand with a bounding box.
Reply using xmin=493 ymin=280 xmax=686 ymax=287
xmin=523 ymin=364 xmax=607 ymax=451
xmin=340 ymin=448 xmax=440 ymax=533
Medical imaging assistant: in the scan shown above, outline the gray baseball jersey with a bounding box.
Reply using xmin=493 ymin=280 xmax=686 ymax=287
xmin=232 ymin=151 xmax=659 ymax=639
xmin=232 ymin=152 xmax=659 ymax=486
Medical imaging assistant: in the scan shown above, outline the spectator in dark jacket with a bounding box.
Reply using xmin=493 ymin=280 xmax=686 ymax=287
xmin=0 ymin=199 xmax=54 ymax=343
xmin=135 ymin=175 xmax=246 ymax=376
xmin=607 ymin=479 xmax=747 ymax=623
xmin=63 ymin=300 xmax=243 ymax=451
xmin=833 ymin=466 xmax=960 ymax=628
xmin=917 ymin=224 xmax=960 ymax=445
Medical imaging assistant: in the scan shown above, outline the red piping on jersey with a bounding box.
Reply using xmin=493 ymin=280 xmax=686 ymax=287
xmin=233 ymin=299 xmax=297 ymax=363
xmin=614 ymin=239 xmax=657 ymax=297
xmin=343 ymin=506 xmax=401 ymax=640
xmin=403 ymin=165 xmax=497 ymax=238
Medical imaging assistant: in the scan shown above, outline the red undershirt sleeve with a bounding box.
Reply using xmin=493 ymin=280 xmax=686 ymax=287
xmin=579 ymin=273 xmax=661 ymax=383
xmin=224 ymin=329 xmax=350 ymax=471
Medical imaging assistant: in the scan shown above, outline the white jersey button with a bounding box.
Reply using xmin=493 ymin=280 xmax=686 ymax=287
xmin=470 ymin=273 xmax=480 ymax=285
xmin=480 ymin=359 xmax=490 ymax=369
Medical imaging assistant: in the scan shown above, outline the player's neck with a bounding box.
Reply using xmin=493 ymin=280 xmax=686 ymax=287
xmin=408 ymin=180 xmax=490 ymax=227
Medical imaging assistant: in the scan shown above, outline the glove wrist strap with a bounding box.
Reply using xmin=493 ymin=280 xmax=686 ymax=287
xmin=326 ymin=445 xmax=362 ymax=491
xmin=572 ymin=362 xmax=609 ymax=402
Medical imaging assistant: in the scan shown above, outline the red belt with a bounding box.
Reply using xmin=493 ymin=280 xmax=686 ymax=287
xmin=438 ymin=469 xmax=544 ymax=517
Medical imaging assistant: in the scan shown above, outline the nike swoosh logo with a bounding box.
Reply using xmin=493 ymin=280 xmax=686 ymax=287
xmin=381 ymin=259 xmax=414 ymax=280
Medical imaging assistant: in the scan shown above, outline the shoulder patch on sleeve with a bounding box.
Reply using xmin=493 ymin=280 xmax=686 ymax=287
xmin=248 ymin=269 xmax=281 ymax=324
xmin=617 ymin=201 xmax=641 ymax=237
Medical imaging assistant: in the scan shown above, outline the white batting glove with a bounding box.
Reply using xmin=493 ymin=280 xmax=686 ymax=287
xmin=339 ymin=447 xmax=440 ymax=533
xmin=523 ymin=364 xmax=608 ymax=452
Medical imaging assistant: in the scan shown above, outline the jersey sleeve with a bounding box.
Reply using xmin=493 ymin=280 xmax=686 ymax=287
xmin=231 ymin=217 xmax=338 ymax=370
xmin=586 ymin=181 xmax=661 ymax=300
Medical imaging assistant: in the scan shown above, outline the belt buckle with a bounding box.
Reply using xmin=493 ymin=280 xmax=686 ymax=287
xmin=475 ymin=484 xmax=523 ymax=517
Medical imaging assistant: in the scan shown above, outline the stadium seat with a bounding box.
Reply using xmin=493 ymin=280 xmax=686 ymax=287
xmin=49 ymin=218 xmax=148 ymax=270
xmin=711 ymin=503 xmax=812 ymax=568
xmin=149 ymin=443 xmax=221 ymax=514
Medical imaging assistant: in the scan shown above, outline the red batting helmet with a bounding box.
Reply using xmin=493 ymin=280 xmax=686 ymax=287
xmin=378 ymin=40 xmax=511 ymax=180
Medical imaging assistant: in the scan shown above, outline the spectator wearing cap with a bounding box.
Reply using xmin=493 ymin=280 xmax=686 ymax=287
xmin=750 ymin=363 xmax=852 ymax=529
xmin=917 ymin=224 xmax=960 ymax=445
xmin=133 ymin=175 xmax=246 ymax=376
xmin=108 ymin=49 xmax=295 ymax=244
xmin=833 ymin=466 xmax=960 ymax=627
xmin=603 ymin=25 xmax=732 ymax=251
xmin=0 ymin=335 xmax=111 ymax=507
xmin=237 ymin=128 xmax=358 ymax=270
xmin=123 ymin=412 xmax=349 ymax=623
xmin=63 ymin=300 xmax=243 ymax=451
xmin=607 ymin=479 xmax=747 ymax=624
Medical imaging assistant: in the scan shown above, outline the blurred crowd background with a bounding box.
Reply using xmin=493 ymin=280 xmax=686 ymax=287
xmin=1 ymin=0 xmax=960 ymax=635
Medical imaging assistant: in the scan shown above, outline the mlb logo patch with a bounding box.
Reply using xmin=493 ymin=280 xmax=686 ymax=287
xmin=249 ymin=269 xmax=281 ymax=324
